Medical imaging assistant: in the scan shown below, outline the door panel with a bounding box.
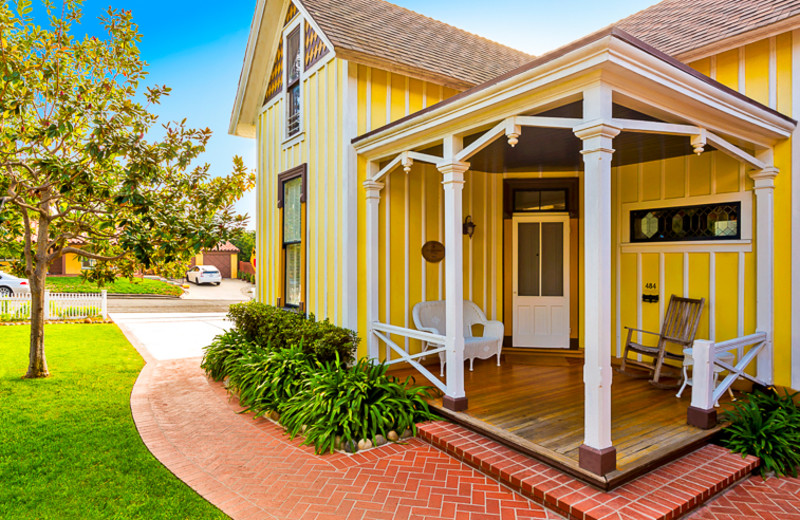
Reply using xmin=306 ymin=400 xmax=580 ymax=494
xmin=512 ymin=215 xmax=570 ymax=348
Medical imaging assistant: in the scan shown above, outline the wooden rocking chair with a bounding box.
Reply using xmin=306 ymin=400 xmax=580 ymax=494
xmin=617 ymin=295 xmax=705 ymax=388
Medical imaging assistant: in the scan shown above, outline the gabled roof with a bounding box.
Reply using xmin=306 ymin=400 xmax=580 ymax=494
xmin=617 ymin=0 xmax=800 ymax=59
xmin=297 ymin=0 xmax=533 ymax=89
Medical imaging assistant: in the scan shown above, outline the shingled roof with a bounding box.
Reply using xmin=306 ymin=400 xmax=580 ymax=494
xmin=617 ymin=0 xmax=800 ymax=58
xmin=297 ymin=0 xmax=533 ymax=89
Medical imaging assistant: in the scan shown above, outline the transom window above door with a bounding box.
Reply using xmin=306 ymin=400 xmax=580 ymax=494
xmin=513 ymin=189 xmax=568 ymax=212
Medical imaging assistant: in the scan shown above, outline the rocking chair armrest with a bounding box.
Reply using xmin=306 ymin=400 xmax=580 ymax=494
xmin=624 ymin=326 xmax=661 ymax=337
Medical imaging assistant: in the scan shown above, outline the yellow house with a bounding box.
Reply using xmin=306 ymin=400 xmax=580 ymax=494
xmin=231 ymin=0 xmax=800 ymax=482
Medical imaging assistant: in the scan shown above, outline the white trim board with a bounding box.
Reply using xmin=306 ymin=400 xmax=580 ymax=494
xmin=792 ymin=29 xmax=800 ymax=390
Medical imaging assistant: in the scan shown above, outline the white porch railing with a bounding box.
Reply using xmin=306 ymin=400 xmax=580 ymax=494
xmin=0 ymin=290 xmax=107 ymax=321
xmin=689 ymin=332 xmax=768 ymax=421
xmin=371 ymin=322 xmax=447 ymax=394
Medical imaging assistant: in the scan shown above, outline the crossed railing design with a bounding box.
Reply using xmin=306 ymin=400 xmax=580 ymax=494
xmin=370 ymin=322 xmax=447 ymax=393
xmin=690 ymin=332 xmax=769 ymax=414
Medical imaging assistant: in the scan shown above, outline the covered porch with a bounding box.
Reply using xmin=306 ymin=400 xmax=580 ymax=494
xmin=390 ymin=352 xmax=732 ymax=489
xmin=353 ymin=28 xmax=795 ymax=481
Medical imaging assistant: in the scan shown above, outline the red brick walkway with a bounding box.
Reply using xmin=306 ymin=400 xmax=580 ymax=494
xmin=686 ymin=473 xmax=800 ymax=520
xmin=131 ymin=357 xmax=562 ymax=520
xmin=130 ymin=356 xmax=800 ymax=520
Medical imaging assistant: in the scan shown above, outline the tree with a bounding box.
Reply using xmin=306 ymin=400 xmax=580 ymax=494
xmin=230 ymin=229 xmax=255 ymax=263
xmin=0 ymin=0 xmax=255 ymax=378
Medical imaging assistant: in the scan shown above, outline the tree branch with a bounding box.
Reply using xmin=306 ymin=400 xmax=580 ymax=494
xmin=60 ymin=246 xmax=127 ymax=262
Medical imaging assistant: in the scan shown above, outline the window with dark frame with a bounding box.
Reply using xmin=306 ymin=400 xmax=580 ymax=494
xmin=630 ymin=201 xmax=741 ymax=243
xmin=278 ymin=165 xmax=306 ymax=308
xmin=285 ymin=26 xmax=301 ymax=138
xmin=513 ymin=189 xmax=568 ymax=213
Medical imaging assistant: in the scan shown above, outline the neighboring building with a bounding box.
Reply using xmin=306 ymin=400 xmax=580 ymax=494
xmin=191 ymin=241 xmax=241 ymax=279
xmin=231 ymin=0 xmax=800 ymax=480
xmin=49 ymin=250 xmax=95 ymax=276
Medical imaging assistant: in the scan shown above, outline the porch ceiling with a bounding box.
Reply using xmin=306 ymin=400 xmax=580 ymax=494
xmin=463 ymin=102 xmax=719 ymax=173
xmin=466 ymin=126 xmax=709 ymax=172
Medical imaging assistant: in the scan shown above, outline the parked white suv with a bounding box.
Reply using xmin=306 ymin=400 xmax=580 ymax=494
xmin=0 ymin=270 xmax=31 ymax=296
xmin=185 ymin=266 xmax=222 ymax=286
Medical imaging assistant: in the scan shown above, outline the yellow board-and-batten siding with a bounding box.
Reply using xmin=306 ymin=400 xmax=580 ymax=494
xmin=672 ymin=31 xmax=795 ymax=387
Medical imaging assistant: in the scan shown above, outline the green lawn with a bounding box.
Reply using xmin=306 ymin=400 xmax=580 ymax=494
xmin=0 ymin=325 xmax=228 ymax=520
xmin=46 ymin=276 xmax=183 ymax=296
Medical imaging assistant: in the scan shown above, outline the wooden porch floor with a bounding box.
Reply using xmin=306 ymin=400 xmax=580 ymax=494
xmin=390 ymin=351 xmax=733 ymax=489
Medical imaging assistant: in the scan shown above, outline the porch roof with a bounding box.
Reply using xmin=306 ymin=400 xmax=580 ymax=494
xmin=352 ymin=28 xmax=796 ymax=165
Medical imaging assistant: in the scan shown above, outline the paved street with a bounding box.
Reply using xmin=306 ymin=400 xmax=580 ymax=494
xmin=108 ymin=278 xmax=253 ymax=314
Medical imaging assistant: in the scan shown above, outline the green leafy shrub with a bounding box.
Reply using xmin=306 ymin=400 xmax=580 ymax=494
xmin=226 ymin=301 xmax=357 ymax=363
xmin=278 ymin=356 xmax=437 ymax=454
xmin=720 ymin=389 xmax=800 ymax=477
xmin=201 ymin=330 xmax=255 ymax=381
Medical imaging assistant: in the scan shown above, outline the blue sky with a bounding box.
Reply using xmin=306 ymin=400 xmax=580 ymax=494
xmin=45 ymin=0 xmax=658 ymax=228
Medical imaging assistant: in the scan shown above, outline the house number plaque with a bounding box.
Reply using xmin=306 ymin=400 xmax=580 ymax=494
xmin=421 ymin=241 xmax=445 ymax=263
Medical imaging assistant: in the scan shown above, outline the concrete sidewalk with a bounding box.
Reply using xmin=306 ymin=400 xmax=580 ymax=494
xmin=112 ymin=312 xmax=230 ymax=361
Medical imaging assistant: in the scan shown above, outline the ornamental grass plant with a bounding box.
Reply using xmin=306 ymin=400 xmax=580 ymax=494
xmin=279 ymin=356 xmax=437 ymax=454
xmin=720 ymin=388 xmax=800 ymax=477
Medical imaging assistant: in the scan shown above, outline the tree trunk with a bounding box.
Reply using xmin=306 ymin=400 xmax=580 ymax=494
xmin=24 ymin=210 xmax=51 ymax=379
xmin=25 ymin=264 xmax=49 ymax=378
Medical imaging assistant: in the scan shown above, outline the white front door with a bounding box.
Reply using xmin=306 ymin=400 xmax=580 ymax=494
xmin=512 ymin=215 xmax=570 ymax=348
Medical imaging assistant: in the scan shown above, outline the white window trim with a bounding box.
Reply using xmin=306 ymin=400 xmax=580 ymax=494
xmin=620 ymin=191 xmax=753 ymax=247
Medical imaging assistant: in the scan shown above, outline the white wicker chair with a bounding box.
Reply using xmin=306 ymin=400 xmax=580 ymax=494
xmin=412 ymin=300 xmax=504 ymax=376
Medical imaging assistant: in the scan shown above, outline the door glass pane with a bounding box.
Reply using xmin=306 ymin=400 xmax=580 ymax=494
xmin=285 ymin=243 xmax=301 ymax=306
xmin=518 ymin=223 xmax=539 ymax=296
xmin=283 ymin=177 xmax=302 ymax=242
xmin=541 ymin=222 xmax=564 ymax=297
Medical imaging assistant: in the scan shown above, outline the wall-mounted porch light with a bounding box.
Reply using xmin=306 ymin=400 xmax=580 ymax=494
xmin=463 ymin=215 xmax=477 ymax=238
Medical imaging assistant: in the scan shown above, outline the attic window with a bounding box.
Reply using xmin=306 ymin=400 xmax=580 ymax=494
xmin=286 ymin=26 xmax=301 ymax=137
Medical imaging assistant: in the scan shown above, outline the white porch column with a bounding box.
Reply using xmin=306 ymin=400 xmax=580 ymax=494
xmin=574 ymin=119 xmax=620 ymax=476
xmin=751 ymin=165 xmax=778 ymax=385
xmin=364 ymin=179 xmax=384 ymax=362
xmin=438 ymin=160 xmax=470 ymax=411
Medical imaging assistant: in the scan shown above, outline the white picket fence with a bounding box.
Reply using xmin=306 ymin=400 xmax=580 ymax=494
xmin=0 ymin=290 xmax=107 ymax=321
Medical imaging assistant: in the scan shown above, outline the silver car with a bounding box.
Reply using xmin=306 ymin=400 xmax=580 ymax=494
xmin=0 ymin=270 xmax=31 ymax=296
xmin=186 ymin=265 xmax=222 ymax=285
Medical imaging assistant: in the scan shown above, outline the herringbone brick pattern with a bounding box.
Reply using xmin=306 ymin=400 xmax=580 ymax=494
xmin=419 ymin=422 xmax=760 ymax=520
xmin=131 ymin=358 xmax=563 ymax=520
xmin=687 ymin=473 xmax=800 ymax=520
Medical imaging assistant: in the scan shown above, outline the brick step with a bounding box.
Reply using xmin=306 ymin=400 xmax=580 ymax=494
xmin=418 ymin=421 xmax=759 ymax=520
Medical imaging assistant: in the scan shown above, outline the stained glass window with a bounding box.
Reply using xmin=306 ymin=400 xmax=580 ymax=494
xmin=630 ymin=202 xmax=741 ymax=243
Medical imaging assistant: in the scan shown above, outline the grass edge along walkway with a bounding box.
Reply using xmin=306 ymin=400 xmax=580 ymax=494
xmin=0 ymin=324 xmax=228 ymax=520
